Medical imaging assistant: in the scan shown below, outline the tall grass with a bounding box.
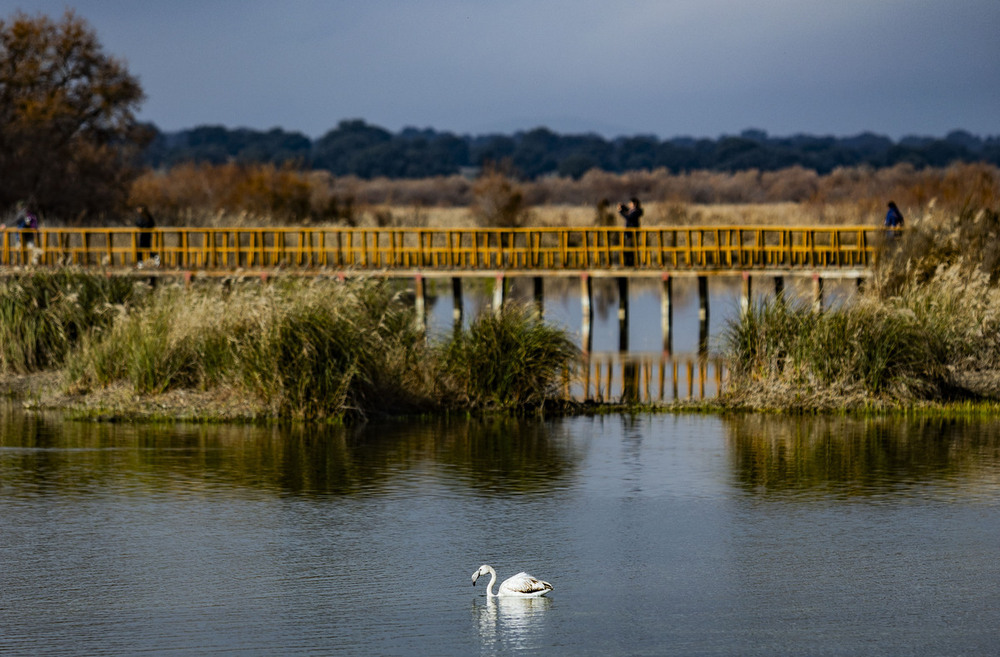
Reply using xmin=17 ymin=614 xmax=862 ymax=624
xmin=0 ymin=272 xmax=140 ymax=374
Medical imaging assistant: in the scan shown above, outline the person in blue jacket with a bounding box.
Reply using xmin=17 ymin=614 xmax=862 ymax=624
xmin=884 ymin=201 xmax=904 ymax=229
xmin=1 ymin=201 xmax=39 ymax=247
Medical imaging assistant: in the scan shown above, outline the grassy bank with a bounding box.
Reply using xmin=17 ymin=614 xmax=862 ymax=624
xmin=722 ymin=206 xmax=1000 ymax=411
xmin=1 ymin=274 xmax=578 ymax=421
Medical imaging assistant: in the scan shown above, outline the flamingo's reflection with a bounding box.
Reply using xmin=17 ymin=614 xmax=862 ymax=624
xmin=473 ymin=594 xmax=553 ymax=651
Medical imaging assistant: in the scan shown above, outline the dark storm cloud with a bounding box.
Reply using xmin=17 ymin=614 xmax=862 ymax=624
xmin=15 ymin=0 xmax=1000 ymax=138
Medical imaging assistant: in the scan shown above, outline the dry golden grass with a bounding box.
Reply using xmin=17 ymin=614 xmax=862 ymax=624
xmin=127 ymin=161 xmax=998 ymax=232
xmin=369 ymin=201 xmax=868 ymax=229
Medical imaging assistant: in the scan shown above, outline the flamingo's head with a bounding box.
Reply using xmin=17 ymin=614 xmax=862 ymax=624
xmin=471 ymin=564 xmax=490 ymax=586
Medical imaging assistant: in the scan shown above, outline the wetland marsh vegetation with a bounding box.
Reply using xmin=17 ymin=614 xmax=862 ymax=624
xmin=0 ymin=274 xmax=578 ymax=421
xmin=2 ymin=163 xmax=999 ymax=420
xmin=722 ymin=205 xmax=1000 ymax=411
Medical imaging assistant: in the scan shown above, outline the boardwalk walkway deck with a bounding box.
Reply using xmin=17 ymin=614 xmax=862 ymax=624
xmin=1 ymin=225 xmax=879 ymax=275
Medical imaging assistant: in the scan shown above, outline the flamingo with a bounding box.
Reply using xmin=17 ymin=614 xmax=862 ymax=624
xmin=471 ymin=564 xmax=553 ymax=597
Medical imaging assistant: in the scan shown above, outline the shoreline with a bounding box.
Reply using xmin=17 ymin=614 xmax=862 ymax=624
xmin=7 ymin=370 xmax=1000 ymax=424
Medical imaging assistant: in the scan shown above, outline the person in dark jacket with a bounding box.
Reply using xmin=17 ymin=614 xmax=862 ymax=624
xmin=134 ymin=205 xmax=158 ymax=266
xmin=618 ymin=197 xmax=643 ymax=266
xmin=9 ymin=201 xmax=39 ymax=248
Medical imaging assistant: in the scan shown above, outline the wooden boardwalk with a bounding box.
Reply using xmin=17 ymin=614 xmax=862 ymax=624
xmin=0 ymin=225 xmax=879 ymax=275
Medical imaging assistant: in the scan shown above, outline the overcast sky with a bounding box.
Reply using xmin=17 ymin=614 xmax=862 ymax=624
xmin=13 ymin=0 xmax=1000 ymax=140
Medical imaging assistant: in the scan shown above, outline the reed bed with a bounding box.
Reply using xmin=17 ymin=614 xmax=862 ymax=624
xmin=58 ymin=277 xmax=578 ymax=420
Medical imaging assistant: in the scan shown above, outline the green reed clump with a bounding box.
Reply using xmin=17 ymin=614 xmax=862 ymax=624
xmin=435 ymin=304 xmax=579 ymax=411
xmin=0 ymin=272 xmax=141 ymax=374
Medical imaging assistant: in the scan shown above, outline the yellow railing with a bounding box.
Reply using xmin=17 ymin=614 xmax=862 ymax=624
xmin=0 ymin=225 xmax=881 ymax=272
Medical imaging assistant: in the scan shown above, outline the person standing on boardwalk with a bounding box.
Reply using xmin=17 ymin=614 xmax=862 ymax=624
xmin=884 ymin=201 xmax=904 ymax=229
xmin=618 ymin=197 xmax=643 ymax=266
xmin=884 ymin=201 xmax=904 ymax=245
xmin=17 ymin=201 xmax=39 ymax=246
xmin=134 ymin=205 xmax=158 ymax=266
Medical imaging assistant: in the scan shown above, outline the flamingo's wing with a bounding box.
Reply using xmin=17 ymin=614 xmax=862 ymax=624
xmin=499 ymin=572 xmax=553 ymax=595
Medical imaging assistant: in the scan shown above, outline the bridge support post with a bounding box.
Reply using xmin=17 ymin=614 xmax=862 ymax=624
xmin=812 ymin=274 xmax=824 ymax=313
xmin=451 ymin=277 xmax=463 ymax=330
xmin=414 ymin=274 xmax=426 ymax=333
xmin=661 ymin=273 xmax=673 ymax=356
xmin=581 ymin=273 xmax=593 ymax=354
xmin=533 ymin=276 xmax=544 ymax=318
xmin=774 ymin=275 xmax=785 ymax=302
xmin=617 ymin=277 xmax=629 ymax=352
xmin=740 ymin=272 xmax=752 ymax=316
xmin=698 ymin=275 xmax=710 ymax=354
xmin=493 ymin=273 xmax=506 ymax=314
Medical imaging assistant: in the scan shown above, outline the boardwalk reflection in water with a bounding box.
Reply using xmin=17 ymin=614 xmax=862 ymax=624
xmin=570 ymin=353 xmax=726 ymax=403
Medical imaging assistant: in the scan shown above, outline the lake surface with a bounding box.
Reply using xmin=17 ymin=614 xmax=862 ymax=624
xmin=2 ymin=405 xmax=999 ymax=656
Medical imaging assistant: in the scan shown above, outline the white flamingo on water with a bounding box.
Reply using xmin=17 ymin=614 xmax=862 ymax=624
xmin=471 ymin=564 xmax=553 ymax=597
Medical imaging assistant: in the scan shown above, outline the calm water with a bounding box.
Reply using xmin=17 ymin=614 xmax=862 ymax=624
xmin=2 ymin=405 xmax=999 ymax=656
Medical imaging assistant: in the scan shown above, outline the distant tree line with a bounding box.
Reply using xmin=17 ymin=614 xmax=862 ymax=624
xmin=143 ymin=120 xmax=1000 ymax=180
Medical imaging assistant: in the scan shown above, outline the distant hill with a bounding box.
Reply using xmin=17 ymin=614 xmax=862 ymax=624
xmin=141 ymin=121 xmax=1000 ymax=180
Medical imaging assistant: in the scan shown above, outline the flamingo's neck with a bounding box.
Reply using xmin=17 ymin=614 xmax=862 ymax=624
xmin=486 ymin=569 xmax=498 ymax=597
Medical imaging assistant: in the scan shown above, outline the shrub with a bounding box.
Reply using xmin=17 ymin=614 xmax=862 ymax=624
xmin=468 ymin=163 xmax=533 ymax=228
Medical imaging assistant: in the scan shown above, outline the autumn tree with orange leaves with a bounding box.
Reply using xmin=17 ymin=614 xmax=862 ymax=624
xmin=0 ymin=10 xmax=147 ymax=222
